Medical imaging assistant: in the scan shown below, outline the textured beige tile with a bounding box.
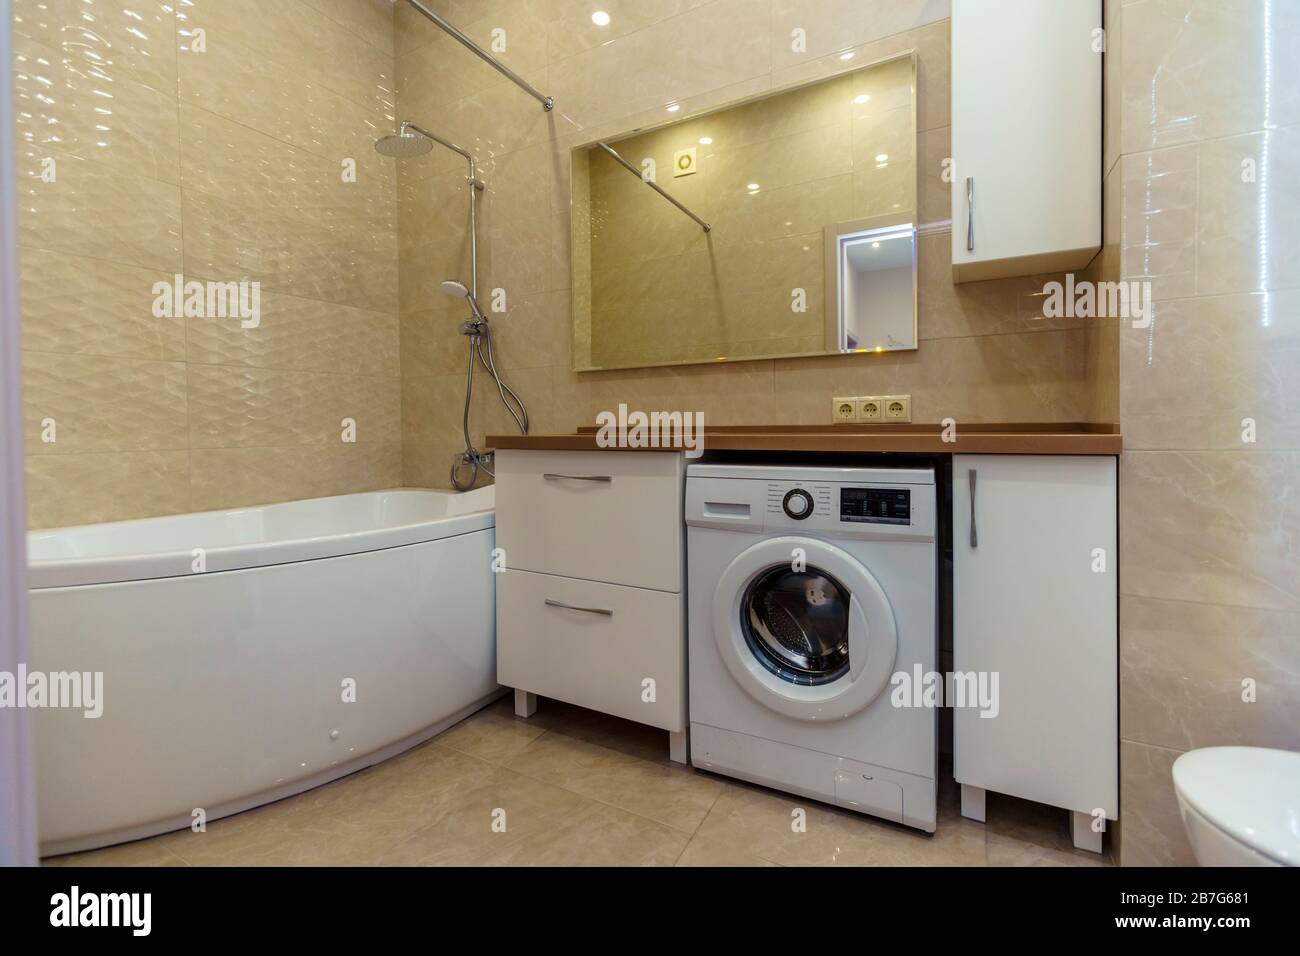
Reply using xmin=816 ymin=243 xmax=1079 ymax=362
xmin=300 ymin=0 xmax=397 ymax=55
xmin=1120 ymin=450 xmax=1300 ymax=612
xmin=186 ymin=293 xmax=399 ymax=378
xmin=770 ymin=0 xmax=949 ymax=72
xmin=1119 ymin=146 xmax=1198 ymax=300
xmin=465 ymin=800 xmax=690 ymax=866
xmin=25 ymin=451 xmax=191 ymax=530
xmin=44 ymin=839 xmax=188 ymax=867
xmin=1118 ymin=740 xmax=1196 ymax=867
xmin=188 ymin=366 xmax=399 ymax=449
xmin=23 ymin=352 xmax=189 ymax=455
xmin=188 ymin=443 xmax=401 ymax=511
xmin=19 ymin=248 xmax=186 ymax=361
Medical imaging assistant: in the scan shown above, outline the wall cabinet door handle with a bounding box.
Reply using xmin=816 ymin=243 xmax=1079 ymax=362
xmin=966 ymin=176 xmax=975 ymax=252
xmin=544 ymin=599 xmax=614 ymax=617
xmin=968 ymin=468 xmax=978 ymax=548
xmin=542 ymin=473 xmax=612 ymax=482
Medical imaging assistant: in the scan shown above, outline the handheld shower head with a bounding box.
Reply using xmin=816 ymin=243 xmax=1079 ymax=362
xmin=440 ymin=280 xmax=470 ymax=299
xmin=374 ymin=127 xmax=434 ymax=158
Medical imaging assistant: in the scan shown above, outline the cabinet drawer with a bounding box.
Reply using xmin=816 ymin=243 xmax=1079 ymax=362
xmin=495 ymin=449 xmax=683 ymax=592
xmin=497 ymin=568 xmax=684 ymax=732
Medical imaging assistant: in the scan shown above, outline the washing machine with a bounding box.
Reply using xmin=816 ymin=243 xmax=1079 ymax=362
xmin=687 ymin=463 xmax=938 ymax=831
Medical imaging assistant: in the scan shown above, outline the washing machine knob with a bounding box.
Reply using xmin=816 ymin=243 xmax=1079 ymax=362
xmin=782 ymin=488 xmax=815 ymax=520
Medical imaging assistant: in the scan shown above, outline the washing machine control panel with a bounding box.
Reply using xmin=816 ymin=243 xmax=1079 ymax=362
xmin=781 ymin=488 xmax=814 ymax=519
xmin=839 ymin=487 xmax=911 ymax=525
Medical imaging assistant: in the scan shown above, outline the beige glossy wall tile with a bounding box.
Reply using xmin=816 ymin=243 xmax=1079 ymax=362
xmin=1121 ymin=595 xmax=1300 ymax=753
xmin=1120 ymin=0 xmax=1300 ymax=154
xmin=1118 ymin=741 xmax=1195 ymax=867
xmin=12 ymin=35 xmax=181 ymax=184
xmin=11 ymin=0 xmax=178 ymax=94
xmin=22 ymin=352 xmax=189 ymax=456
xmin=25 ymin=451 xmax=191 ymax=530
xmin=19 ymin=249 xmax=186 ymax=361
xmin=15 ymin=146 xmax=182 ymax=272
xmin=1120 ymin=291 xmax=1299 ymax=450
xmin=1119 ymin=145 xmax=1197 ymax=300
xmin=1120 ymin=450 xmax=1300 ymax=612
xmin=770 ymin=0 xmax=949 ymax=72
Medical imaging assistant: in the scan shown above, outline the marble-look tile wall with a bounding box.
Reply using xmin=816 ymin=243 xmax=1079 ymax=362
xmin=14 ymin=0 xmax=401 ymax=528
xmin=396 ymin=0 xmax=1111 ymax=487
xmin=1110 ymin=0 xmax=1300 ymax=865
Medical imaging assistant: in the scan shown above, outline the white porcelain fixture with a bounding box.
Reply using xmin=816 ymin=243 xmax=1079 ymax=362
xmin=950 ymin=0 xmax=1101 ymax=281
xmin=494 ymin=449 xmax=688 ymax=760
xmin=686 ymin=464 xmax=937 ymax=831
xmin=952 ymin=455 xmax=1117 ymax=851
xmin=28 ymin=488 xmax=501 ymax=855
xmin=1174 ymin=747 xmax=1300 ymax=867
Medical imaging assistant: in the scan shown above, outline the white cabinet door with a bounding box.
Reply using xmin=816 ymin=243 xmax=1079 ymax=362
xmin=952 ymin=455 xmax=1117 ymax=818
xmin=951 ymin=0 xmax=1101 ymax=281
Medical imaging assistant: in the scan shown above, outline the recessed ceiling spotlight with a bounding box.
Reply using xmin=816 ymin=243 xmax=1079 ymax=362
xmin=698 ymin=136 xmax=712 ymax=145
xmin=871 ymin=242 xmax=880 ymax=248
xmin=875 ymin=153 xmax=888 ymax=162
xmin=853 ymin=94 xmax=870 ymax=105
xmin=591 ymin=11 xmax=610 ymax=26
xmin=839 ymin=51 xmax=855 ymax=61
xmin=747 ymin=182 xmax=760 ymax=191
xmin=666 ymin=102 xmax=680 ymax=113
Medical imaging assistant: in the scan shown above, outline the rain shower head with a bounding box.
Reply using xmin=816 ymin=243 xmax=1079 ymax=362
xmin=374 ymin=128 xmax=434 ymax=158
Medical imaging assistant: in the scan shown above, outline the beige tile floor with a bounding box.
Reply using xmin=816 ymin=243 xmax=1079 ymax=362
xmin=45 ymin=697 xmax=1112 ymax=867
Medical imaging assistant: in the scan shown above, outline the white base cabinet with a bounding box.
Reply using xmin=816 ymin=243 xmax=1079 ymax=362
xmin=952 ymin=455 xmax=1117 ymax=848
xmin=951 ymin=0 xmax=1101 ymax=281
xmin=494 ymin=450 xmax=687 ymax=757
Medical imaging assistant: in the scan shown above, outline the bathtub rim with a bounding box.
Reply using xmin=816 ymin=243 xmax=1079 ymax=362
xmin=28 ymin=488 xmax=495 ymax=591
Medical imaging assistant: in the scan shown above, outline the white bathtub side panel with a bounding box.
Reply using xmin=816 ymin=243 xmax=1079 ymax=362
xmin=31 ymin=530 xmax=497 ymax=846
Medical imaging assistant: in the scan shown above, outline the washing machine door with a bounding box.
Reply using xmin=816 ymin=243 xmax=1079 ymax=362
xmin=711 ymin=535 xmax=897 ymax=722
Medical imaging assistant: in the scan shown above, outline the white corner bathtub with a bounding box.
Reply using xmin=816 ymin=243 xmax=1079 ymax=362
xmin=27 ymin=488 xmax=503 ymax=855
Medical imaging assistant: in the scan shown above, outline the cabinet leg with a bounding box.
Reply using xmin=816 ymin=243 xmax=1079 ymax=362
xmin=960 ymin=784 xmax=986 ymax=823
xmin=1071 ymin=810 xmax=1105 ymax=853
xmin=513 ymin=689 xmax=537 ymax=719
xmin=668 ymin=729 xmax=689 ymax=765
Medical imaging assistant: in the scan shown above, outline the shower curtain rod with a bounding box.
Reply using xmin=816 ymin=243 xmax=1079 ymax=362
xmin=403 ymin=0 xmax=554 ymax=111
xmin=597 ymin=142 xmax=712 ymax=232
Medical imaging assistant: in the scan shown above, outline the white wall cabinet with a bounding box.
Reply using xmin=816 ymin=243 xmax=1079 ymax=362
xmin=950 ymin=0 xmax=1101 ymax=282
xmin=495 ymin=449 xmax=688 ymax=761
xmin=952 ymin=455 xmax=1117 ymax=851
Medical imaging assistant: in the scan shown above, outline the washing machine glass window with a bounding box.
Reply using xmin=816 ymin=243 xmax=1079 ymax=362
xmin=740 ymin=565 xmax=851 ymax=686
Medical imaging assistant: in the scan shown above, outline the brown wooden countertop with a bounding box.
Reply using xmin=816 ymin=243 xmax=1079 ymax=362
xmin=488 ymin=423 xmax=1121 ymax=455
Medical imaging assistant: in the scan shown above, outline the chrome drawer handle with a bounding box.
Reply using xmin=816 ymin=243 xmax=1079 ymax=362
xmin=968 ymin=468 xmax=978 ymax=548
xmin=542 ymin=473 xmax=612 ymax=482
xmin=966 ymin=176 xmax=975 ymax=252
xmin=544 ymin=599 xmax=613 ymax=617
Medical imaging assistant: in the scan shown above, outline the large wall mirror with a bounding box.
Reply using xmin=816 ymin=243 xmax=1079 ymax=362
xmin=571 ymin=52 xmax=917 ymax=372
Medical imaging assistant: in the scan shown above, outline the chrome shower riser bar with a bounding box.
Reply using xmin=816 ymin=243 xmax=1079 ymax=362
xmin=402 ymin=0 xmax=554 ymax=111
xmin=596 ymin=142 xmax=712 ymax=232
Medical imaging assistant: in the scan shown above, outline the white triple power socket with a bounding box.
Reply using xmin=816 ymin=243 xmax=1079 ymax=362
xmin=832 ymin=394 xmax=912 ymax=423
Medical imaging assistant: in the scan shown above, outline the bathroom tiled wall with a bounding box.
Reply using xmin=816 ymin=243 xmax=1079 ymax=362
xmin=14 ymin=0 xmax=401 ymax=528
xmin=395 ymin=0 xmax=1112 ymax=487
xmin=1110 ymin=0 xmax=1300 ymax=865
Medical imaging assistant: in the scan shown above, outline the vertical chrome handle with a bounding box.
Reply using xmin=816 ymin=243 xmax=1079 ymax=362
xmin=966 ymin=177 xmax=975 ymax=252
xmin=968 ymin=468 xmax=978 ymax=548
